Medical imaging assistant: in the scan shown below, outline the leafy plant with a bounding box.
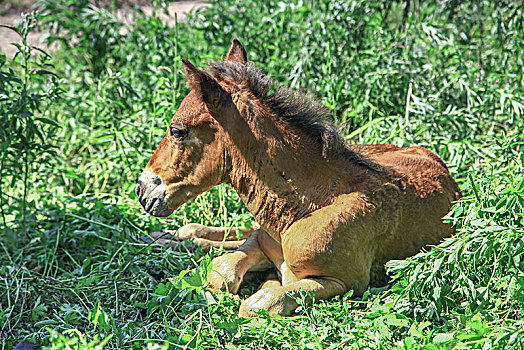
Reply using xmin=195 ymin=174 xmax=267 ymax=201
xmin=0 ymin=12 xmax=61 ymax=235
xmin=44 ymin=328 xmax=113 ymax=350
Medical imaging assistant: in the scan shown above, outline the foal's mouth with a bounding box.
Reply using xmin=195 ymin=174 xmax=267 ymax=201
xmin=136 ymin=170 xmax=172 ymax=217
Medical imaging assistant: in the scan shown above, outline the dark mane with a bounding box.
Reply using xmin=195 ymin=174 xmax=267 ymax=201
xmin=207 ymin=61 xmax=381 ymax=171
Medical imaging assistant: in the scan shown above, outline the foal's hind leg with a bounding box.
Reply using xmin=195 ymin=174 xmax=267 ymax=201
xmin=142 ymin=223 xmax=256 ymax=251
xmin=238 ymin=277 xmax=347 ymax=317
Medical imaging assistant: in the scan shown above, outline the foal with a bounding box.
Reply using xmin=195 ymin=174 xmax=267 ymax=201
xmin=136 ymin=39 xmax=461 ymax=317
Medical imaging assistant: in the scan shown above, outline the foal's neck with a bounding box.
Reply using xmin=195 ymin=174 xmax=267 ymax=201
xmin=226 ymin=102 xmax=356 ymax=239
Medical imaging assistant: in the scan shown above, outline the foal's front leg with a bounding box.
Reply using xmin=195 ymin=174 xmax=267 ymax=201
xmin=207 ymin=229 xmax=274 ymax=294
xmin=143 ymin=223 xmax=255 ymax=251
xmin=177 ymin=223 xmax=254 ymax=241
xmin=238 ymin=193 xmax=374 ymax=317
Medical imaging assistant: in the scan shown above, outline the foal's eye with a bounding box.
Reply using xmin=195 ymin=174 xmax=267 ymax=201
xmin=170 ymin=126 xmax=188 ymax=139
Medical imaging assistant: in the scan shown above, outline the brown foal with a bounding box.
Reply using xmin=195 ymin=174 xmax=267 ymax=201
xmin=136 ymin=39 xmax=461 ymax=317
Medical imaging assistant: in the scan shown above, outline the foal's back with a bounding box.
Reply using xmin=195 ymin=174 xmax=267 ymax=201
xmin=354 ymin=143 xmax=458 ymax=198
xmin=352 ymin=144 xmax=461 ymax=268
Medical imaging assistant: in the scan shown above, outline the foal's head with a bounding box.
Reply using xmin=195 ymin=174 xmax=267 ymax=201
xmin=135 ymin=39 xmax=247 ymax=216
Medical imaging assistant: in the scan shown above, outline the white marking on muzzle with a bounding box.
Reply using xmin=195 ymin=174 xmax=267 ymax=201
xmin=136 ymin=169 xmax=171 ymax=217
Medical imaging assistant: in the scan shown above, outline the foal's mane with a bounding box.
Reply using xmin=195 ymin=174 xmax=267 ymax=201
xmin=207 ymin=61 xmax=380 ymax=171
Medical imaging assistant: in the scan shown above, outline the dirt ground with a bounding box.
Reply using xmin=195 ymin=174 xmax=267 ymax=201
xmin=0 ymin=0 xmax=204 ymax=58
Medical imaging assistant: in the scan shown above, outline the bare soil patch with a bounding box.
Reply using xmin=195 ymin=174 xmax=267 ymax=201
xmin=0 ymin=1 xmax=204 ymax=57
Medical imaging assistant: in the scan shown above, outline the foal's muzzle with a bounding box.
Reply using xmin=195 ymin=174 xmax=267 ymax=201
xmin=136 ymin=170 xmax=171 ymax=217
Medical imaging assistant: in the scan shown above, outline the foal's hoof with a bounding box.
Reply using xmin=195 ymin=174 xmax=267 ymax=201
xmin=140 ymin=231 xmax=195 ymax=250
xmin=177 ymin=223 xmax=208 ymax=240
xmin=238 ymin=287 xmax=298 ymax=318
xmin=207 ymin=254 xmax=243 ymax=294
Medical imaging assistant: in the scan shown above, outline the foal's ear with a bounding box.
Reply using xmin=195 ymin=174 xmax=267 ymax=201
xmin=182 ymin=58 xmax=225 ymax=110
xmin=225 ymin=38 xmax=247 ymax=64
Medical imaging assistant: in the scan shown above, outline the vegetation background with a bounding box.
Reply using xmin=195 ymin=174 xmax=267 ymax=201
xmin=0 ymin=0 xmax=523 ymax=349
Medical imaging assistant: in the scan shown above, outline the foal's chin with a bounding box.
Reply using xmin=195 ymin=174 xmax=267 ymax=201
xmin=143 ymin=194 xmax=197 ymax=217
xmin=144 ymin=200 xmax=174 ymax=217
xmin=138 ymin=191 xmax=174 ymax=217
xmin=138 ymin=189 xmax=201 ymax=218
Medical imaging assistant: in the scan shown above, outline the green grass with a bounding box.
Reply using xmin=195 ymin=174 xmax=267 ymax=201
xmin=0 ymin=0 xmax=523 ymax=349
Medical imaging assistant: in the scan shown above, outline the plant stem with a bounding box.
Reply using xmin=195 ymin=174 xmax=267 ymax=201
xmin=0 ymin=152 xmax=8 ymax=232
xmin=22 ymin=150 xmax=29 ymax=237
xmin=21 ymin=25 xmax=30 ymax=236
